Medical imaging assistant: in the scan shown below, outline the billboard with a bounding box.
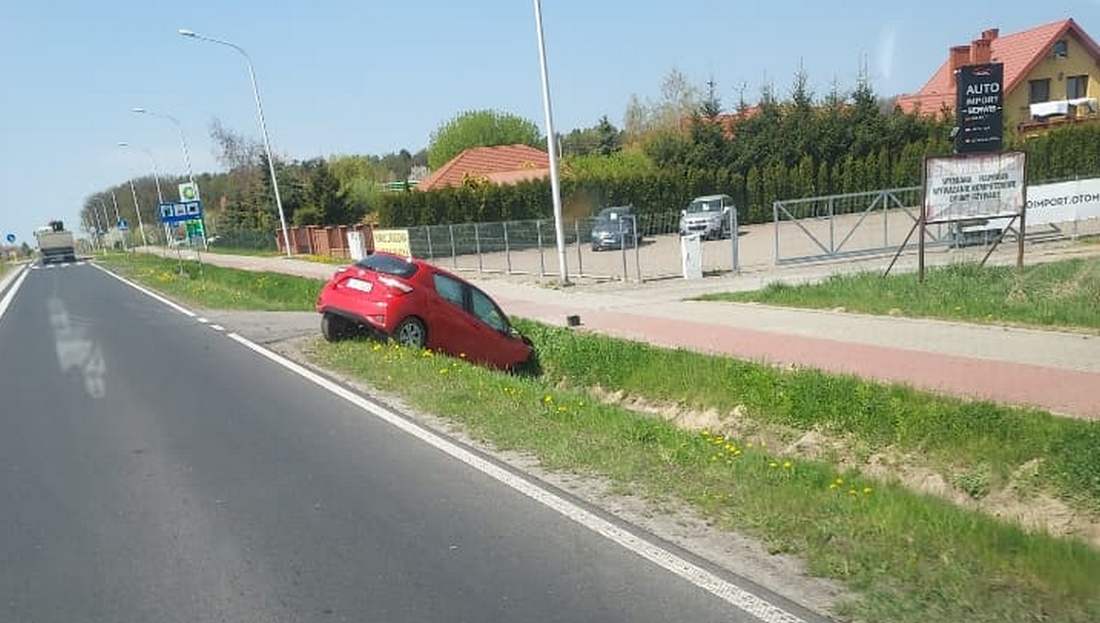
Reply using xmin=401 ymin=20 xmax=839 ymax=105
xmin=955 ymin=63 xmax=1004 ymax=153
xmin=924 ymin=152 xmax=1026 ymax=223
xmin=372 ymin=228 xmax=411 ymax=257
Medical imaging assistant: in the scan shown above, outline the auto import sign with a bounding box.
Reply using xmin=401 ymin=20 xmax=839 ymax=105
xmin=924 ymin=151 xmax=1026 ymax=223
xmin=955 ymin=63 xmax=1004 ymax=153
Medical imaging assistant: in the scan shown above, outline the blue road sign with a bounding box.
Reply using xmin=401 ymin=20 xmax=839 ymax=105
xmin=159 ymin=201 xmax=204 ymax=225
xmin=4 ymin=233 xmax=14 ymax=244
xmin=118 ymin=219 xmax=129 ymax=231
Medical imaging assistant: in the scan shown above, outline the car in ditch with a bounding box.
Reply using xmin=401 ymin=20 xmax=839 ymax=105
xmin=590 ymin=206 xmax=640 ymax=251
xmin=315 ymin=252 xmax=535 ymax=371
xmin=679 ymin=194 xmax=734 ymax=240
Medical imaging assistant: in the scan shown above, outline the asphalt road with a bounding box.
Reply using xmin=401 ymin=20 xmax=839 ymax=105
xmin=0 ymin=263 xmax=805 ymax=623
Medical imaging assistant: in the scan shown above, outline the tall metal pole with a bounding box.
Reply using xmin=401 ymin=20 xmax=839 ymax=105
xmin=110 ymin=191 xmax=127 ymax=251
xmin=127 ymin=178 xmax=149 ymax=247
xmin=531 ymin=1 xmax=568 ymax=284
xmin=178 ymin=29 xmax=292 ymax=256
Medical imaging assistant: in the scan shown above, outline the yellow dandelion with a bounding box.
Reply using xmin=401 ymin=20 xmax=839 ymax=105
xmin=782 ymin=461 xmax=792 ymax=469
xmin=829 ymin=483 xmax=839 ymax=490
xmin=769 ymin=462 xmax=779 ymax=468
xmin=863 ymin=487 xmax=873 ymax=495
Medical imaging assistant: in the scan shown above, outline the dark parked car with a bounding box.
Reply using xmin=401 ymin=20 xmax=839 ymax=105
xmin=590 ymin=206 xmax=640 ymax=251
xmin=316 ymin=252 xmax=535 ymax=371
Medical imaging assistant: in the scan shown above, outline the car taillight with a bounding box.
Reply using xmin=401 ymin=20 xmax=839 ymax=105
xmin=377 ymin=275 xmax=413 ymax=294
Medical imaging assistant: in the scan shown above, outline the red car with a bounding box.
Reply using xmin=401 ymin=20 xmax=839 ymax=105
xmin=316 ymin=252 xmax=535 ymax=371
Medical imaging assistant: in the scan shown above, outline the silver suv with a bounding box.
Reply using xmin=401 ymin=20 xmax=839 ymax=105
xmin=679 ymin=194 xmax=733 ymax=240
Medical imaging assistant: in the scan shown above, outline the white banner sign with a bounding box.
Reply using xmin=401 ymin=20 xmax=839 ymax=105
xmin=964 ymin=177 xmax=1100 ymax=231
xmin=1026 ymin=178 xmax=1100 ymax=225
xmin=924 ymin=152 xmax=1026 ymax=223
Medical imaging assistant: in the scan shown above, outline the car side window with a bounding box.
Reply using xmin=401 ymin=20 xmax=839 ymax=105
xmin=470 ymin=288 xmax=508 ymax=333
xmin=432 ymin=273 xmax=464 ymax=308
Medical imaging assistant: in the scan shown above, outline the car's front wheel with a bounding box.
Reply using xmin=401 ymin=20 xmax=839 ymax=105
xmin=321 ymin=312 xmax=352 ymax=342
xmin=393 ymin=317 xmax=427 ymax=349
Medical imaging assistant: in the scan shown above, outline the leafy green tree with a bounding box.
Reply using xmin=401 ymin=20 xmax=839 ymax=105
xmin=292 ymin=206 xmax=322 ymax=226
xmin=427 ymin=110 xmax=541 ymax=169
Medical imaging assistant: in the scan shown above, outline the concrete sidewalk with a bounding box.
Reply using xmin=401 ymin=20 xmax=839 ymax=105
xmin=137 ymin=246 xmax=1100 ymax=419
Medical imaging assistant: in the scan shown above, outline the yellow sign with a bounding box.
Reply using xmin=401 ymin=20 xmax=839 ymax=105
xmin=372 ymin=228 xmax=411 ymax=257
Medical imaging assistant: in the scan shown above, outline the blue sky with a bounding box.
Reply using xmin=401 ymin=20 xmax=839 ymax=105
xmin=1 ymin=1 xmax=1096 ymax=242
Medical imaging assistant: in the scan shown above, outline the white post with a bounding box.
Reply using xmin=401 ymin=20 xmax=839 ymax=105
xmin=111 ymin=191 xmax=127 ymax=251
xmin=127 ymin=178 xmax=149 ymax=248
xmin=178 ymin=30 xmax=291 ymax=256
xmin=532 ymin=1 xmax=569 ymax=285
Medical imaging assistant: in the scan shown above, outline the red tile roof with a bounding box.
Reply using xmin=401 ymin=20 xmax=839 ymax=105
xmin=897 ymin=19 xmax=1100 ymax=115
xmin=417 ymin=144 xmax=550 ymax=191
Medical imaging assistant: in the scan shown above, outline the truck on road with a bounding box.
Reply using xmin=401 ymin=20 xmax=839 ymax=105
xmin=35 ymin=221 xmax=77 ymax=264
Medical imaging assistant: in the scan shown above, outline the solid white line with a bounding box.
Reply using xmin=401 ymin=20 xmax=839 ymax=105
xmin=92 ymin=262 xmax=808 ymax=623
xmin=0 ymin=266 xmax=29 ymax=326
xmin=225 ymin=332 xmax=807 ymax=623
xmin=90 ymin=263 xmax=197 ymax=318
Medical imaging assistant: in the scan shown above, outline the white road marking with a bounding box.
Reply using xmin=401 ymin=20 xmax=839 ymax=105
xmin=76 ymin=261 xmax=86 ymax=267
xmin=90 ymin=263 xmax=197 ymax=318
xmin=0 ymin=266 xmax=30 ymax=325
xmin=92 ymin=263 xmax=809 ymax=623
xmin=209 ymin=324 xmax=225 ymax=332
xmin=46 ymin=264 xmax=56 ymax=269
xmin=197 ymin=317 xmax=209 ymax=324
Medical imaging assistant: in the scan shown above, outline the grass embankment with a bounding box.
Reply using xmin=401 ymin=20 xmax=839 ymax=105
xmin=312 ymin=333 xmax=1100 ymax=623
xmin=97 ymin=253 xmax=322 ymax=311
xmin=98 ymin=254 xmax=1100 ymax=620
xmin=698 ymin=257 xmax=1100 ymax=332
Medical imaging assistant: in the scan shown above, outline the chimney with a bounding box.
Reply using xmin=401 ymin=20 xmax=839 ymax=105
xmin=982 ymin=28 xmax=999 ymax=41
xmin=949 ymin=45 xmax=971 ymax=72
xmin=971 ymin=38 xmax=992 ymax=64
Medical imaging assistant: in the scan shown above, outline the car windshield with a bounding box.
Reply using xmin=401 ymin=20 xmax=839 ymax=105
xmin=688 ymin=199 xmax=723 ymax=213
xmin=355 ymin=253 xmax=418 ymax=278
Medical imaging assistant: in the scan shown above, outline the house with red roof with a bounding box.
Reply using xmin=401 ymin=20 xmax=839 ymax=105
xmin=897 ymin=19 xmax=1100 ymax=134
xmin=417 ymin=144 xmax=550 ymax=192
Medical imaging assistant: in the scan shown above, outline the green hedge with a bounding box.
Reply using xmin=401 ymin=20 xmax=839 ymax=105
xmin=377 ymin=124 xmax=1100 ymax=229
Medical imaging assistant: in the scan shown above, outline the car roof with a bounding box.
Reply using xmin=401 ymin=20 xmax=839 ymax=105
xmin=599 ymin=205 xmax=634 ymax=212
xmin=693 ymin=194 xmax=731 ymax=201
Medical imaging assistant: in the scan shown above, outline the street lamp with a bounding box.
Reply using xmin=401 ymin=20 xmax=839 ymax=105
xmin=131 ymin=107 xmax=196 ymax=184
xmin=532 ymin=0 xmax=569 ymax=285
xmin=117 ymin=142 xmax=164 ymax=204
xmin=132 ymin=107 xmax=209 ymax=249
xmin=178 ymin=28 xmax=292 ymax=256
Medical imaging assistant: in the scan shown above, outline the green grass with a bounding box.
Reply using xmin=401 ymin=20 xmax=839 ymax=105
xmin=311 ymin=338 xmax=1100 ymax=623
xmin=698 ymin=257 xmax=1100 ymax=331
xmin=203 ymin=245 xmax=281 ymax=258
xmin=516 ymin=320 xmax=1100 ymax=512
xmin=97 ymin=253 xmax=322 ymax=311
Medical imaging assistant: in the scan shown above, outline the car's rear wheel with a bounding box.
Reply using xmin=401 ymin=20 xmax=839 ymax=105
xmin=393 ymin=317 xmax=427 ymax=349
xmin=321 ymin=312 xmax=352 ymax=342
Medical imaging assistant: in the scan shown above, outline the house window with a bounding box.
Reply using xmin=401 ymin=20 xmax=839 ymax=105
xmin=1067 ymin=75 xmax=1089 ymax=99
xmin=1029 ymin=79 xmax=1051 ymax=103
xmin=1053 ymin=40 xmax=1068 ymax=58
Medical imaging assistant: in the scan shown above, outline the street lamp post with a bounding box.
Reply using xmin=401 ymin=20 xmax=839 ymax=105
xmin=127 ymin=177 xmax=150 ymax=248
xmin=132 ymin=107 xmax=209 ymax=249
xmin=110 ymin=191 xmax=127 ymax=251
xmin=532 ymin=0 xmax=569 ymax=285
xmin=118 ymin=142 xmax=164 ymax=204
xmin=178 ymin=28 xmax=292 ymax=256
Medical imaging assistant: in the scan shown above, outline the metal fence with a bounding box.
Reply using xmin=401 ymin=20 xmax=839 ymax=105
xmin=772 ymin=176 xmax=1100 ymax=265
xmin=399 ymin=210 xmax=742 ymax=282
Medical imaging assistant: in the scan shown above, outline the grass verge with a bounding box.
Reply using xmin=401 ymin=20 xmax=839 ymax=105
xmin=516 ymin=320 xmax=1100 ymax=513
xmin=697 ymin=257 xmax=1100 ymax=332
xmin=97 ymin=252 xmax=322 ymax=311
xmin=311 ymin=337 xmax=1100 ymax=623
